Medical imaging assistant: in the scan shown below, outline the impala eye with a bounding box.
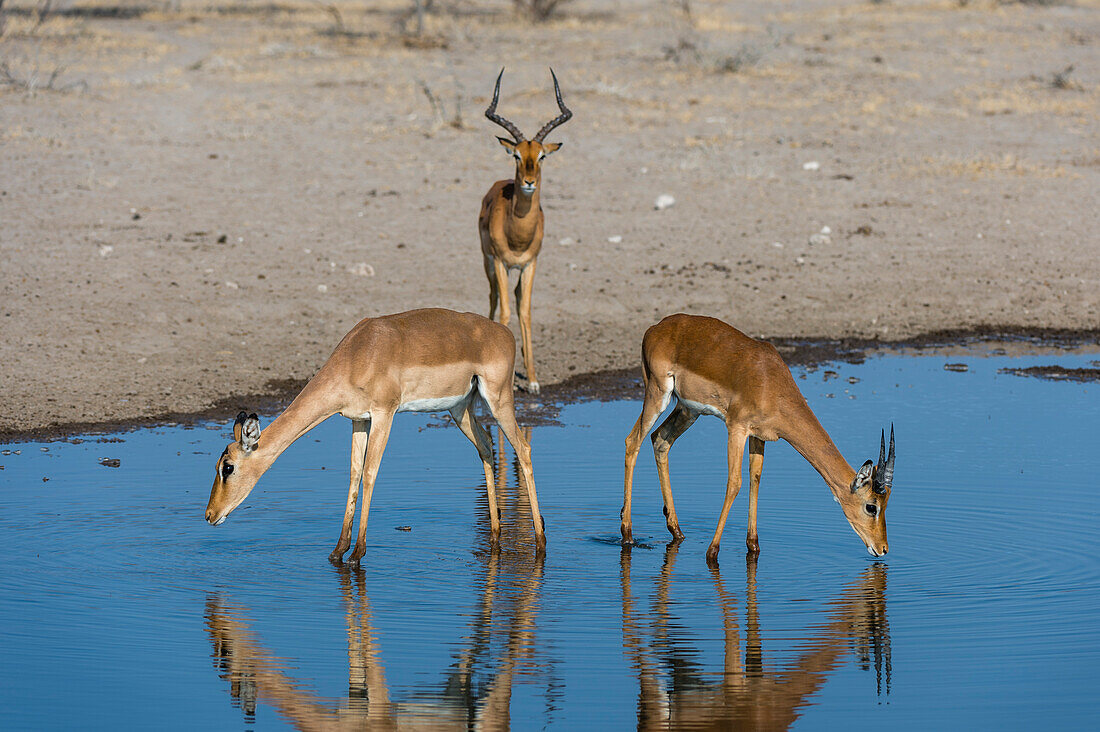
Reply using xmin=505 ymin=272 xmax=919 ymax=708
xmin=222 ymin=463 xmax=234 ymax=479
xmin=864 ymin=503 xmax=878 ymax=517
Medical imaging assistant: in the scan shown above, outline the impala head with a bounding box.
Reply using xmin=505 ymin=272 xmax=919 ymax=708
xmin=485 ymin=67 xmax=572 ymax=197
xmin=205 ymin=411 xmax=263 ymax=526
xmin=841 ymin=425 xmax=895 ymax=557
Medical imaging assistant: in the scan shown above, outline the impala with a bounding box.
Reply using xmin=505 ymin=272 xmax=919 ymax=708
xmin=478 ymin=67 xmax=573 ymax=393
xmin=621 ymin=314 xmax=895 ymax=561
xmin=204 ymin=308 xmax=546 ymax=564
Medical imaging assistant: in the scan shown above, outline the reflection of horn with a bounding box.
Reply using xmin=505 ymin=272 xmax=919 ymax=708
xmin=622 ymin=555 xmax=892 ymax=730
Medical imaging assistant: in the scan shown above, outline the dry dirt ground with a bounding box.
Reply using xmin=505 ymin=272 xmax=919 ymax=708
xmin=1 ymin=0 xmax=1098 ymax=438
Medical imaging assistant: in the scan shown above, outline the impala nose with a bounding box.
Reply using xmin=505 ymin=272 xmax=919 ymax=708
xmin=205 ymin=509 xmax=215 ymax=524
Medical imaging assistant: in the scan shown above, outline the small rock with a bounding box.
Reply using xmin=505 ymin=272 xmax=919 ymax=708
xmin=347 ymin=262 xmax=375 ymax=277
xmin=99 ymin=457 xmax=121 ymax=468
xmin=654 ymin=194 xmax=676 ymax=210
xmin=224 ymin=281 xmax=239 ymax=289
xmin=559 ymin=237 xmax=576 ymax=246
xmin=607 ymin=235 xmax=623 ymax=244
xmin=803 ymin=161 xmax=821 ymax=171
xmin=944 ymin=363 xmax=969 ymax=372
xmin=98 ymin=245 xmax=113 ymax=257
xmin=820 ymin=226 xmax=831 ymax=235
xmin=771 ymin=241 xmax=784 ymax=249
xmin=217 ymin=234 xmax=228 ymax=244
xmin=395 ymin=525 xmax=412 ymax=532
xmin=317 ymin=284 xmax=328 ymax=293
xmin=795 ymin=256 xmax=806 ymax=264
xmin=809 ymin=233 xmax=831 ymax=246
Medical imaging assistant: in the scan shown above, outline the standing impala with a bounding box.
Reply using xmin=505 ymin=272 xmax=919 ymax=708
xmin=478 ymin=67 xmax=572 ymax=393
xmin=622 ymin=314 xmax=895 ymax=561
xmin=204 ymin=308 xmax=546 ymax=564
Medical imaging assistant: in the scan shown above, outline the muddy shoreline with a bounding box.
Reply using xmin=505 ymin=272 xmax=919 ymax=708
xmin=5 ymin=325 xmax=1097 ymax=444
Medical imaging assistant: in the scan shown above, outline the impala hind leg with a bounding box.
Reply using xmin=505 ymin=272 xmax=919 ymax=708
xmin=651 ymin=404 xmax=698 ymax=542
xmin=347 ymin=412 xmax=394 ymax=567
xmin=450 ymin=401 xmax=500 ymax=542
xmin=622 ymin=376 xmax=672 ymax=545
xmin=332 ymin=419 xmax=369 ymax=564
xmin=479 ymin=380 xmax=545 ymax=552
xmin=707 ymin=426 xmax=748 ymax=565
xmin=515 ymin=261 xmax=538 ymax=393
xmin=746 ymin=437 xmax=765 ymax=555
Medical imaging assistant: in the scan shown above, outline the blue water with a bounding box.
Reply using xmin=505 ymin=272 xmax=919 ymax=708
xmin=1 ymin=352 xmax=1098 ymax=729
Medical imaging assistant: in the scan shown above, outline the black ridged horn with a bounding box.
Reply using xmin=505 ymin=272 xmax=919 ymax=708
xmin=874 ymin=425 xmax=895 ymax=494
xmin=531 ymin=68 xmax=572 ymax=143
xmin=484 ymin=68 xmax=525 ymax=143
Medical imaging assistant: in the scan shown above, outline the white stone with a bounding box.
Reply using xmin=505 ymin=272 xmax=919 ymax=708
xmin=771 ymin=241 xmax=784 ymax=248
xmin=224 ymin=281 xmax=239 ymax=289
xmin=654 ymin=194 xmax=676 ymax=210
xmin=347 ymin=262 xmax=375 ymax=277
xmin=317 ymin=284 xmax=328 ymax=293
xmin=559 ymin=237 xmax=576 ymax=246
xmin=803 ymin=161 xmax=820 ymax=171
xmin=608 ymin=235 xmax=623 ymax=244
xmin=97 ymin=244 xmax=113 ymax=257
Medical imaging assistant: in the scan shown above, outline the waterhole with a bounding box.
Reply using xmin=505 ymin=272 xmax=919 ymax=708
xmin=1 ymin=352 xmax=1097 ymax=728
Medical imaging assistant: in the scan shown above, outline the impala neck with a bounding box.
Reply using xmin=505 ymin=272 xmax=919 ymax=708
xmin=510 ymin=177 xmax=539 ymax=220
xmin=251 ymin=377 xmax=340 ymax=474
xmin=780 ymin=402 xmax=856 ymax=499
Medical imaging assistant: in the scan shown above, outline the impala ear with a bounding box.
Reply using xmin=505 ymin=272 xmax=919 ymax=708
xmin=234 ymin=411 xmax=261 ymax=452
xmin=851 ymin=460 xmax=874 ymax=493
xmin=541 ymin=142 xmax=561 ymax=155
xmin=497 ymin=137 xmax=518 ymax=155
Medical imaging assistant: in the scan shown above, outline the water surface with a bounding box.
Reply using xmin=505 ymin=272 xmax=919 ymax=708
xmin=1 ymin=352 xmax=1098 ymax=728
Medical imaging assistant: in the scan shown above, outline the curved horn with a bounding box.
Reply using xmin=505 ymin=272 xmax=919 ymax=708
xmin=532 ymin=68 xmax=573 ymax=143
xmin=484 ymin=67 xmax=525 ymax=143
xmin=874 ymin=425 xmax=895 ymax=494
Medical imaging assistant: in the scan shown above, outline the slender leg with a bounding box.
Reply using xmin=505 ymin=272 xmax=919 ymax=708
xmin=493 ymin=258 xmax=511 ymax=326
xmin=347 ymin=412 xmax=394 ymax=567
xmin=483 ymin=253 xmax=500 ymax=322
xmin=450 ymin=401 xmax=500 ymax=542
xmin=622 ymin=377 xmax=671 ymax=544
xmin=651 ymin=404 xmax=698 ymax=541
xmin=481 ymin=382 xmax=545 ymax=552
xmin=746 ymin=436 xmax=765 ymax=555
xmin=707 ymin=426 xmax=748 ymax=565
xmin=515 ymin=260 xmax=539 ymax=393
xmin=332 ymin=419 xmax=369 ymax=564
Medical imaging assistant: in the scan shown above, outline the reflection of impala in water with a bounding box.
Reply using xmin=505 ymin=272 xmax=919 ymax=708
xmin=205 ymin=438 xmax=544 ymax=729
xmin=621 ymin=546 xmax=890 ymax=731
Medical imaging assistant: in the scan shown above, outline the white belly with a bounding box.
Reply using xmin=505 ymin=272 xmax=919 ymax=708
xmin=678 ymin=397 xmax=724 ymax=418
xmin=397 ymin=393 xmax=471 ymax=414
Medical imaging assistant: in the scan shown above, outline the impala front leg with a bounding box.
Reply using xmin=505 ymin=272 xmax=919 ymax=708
xmin=493 ymin=258 xmax=511 ymax=326
xmin=707 ymin=427 xmax=748 ymax=565
xmin=347 ymin=412 xmax=393 ymax=567
xmin=516 ymin=260 xmax=538 ymax=393
xmin=483 ymin=253 xmax=500 ymax=322
xmin=332 ymin=419 xmax=369 ymax=564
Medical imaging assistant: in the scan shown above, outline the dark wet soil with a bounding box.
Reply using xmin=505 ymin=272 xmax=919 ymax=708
xmin=4 ymin=327 xmax=1098 ymax=444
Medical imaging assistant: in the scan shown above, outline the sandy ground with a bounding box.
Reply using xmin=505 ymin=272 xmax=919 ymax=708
xmin=1 ymin=0 xmax=1098 ymax=438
